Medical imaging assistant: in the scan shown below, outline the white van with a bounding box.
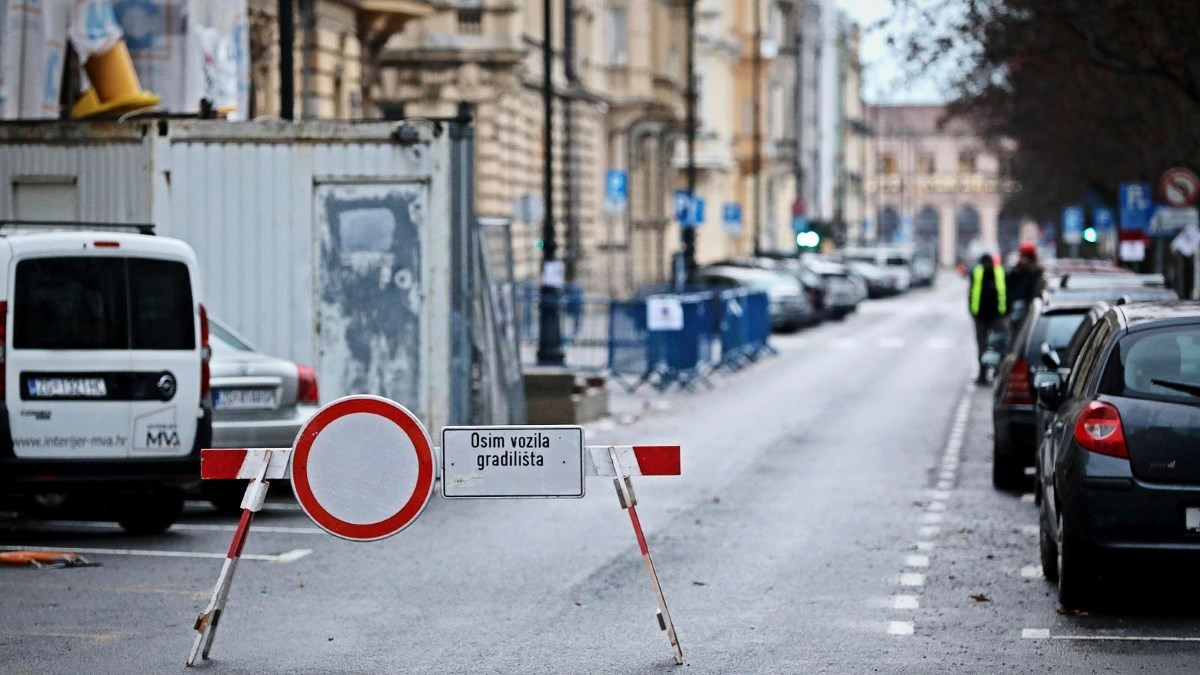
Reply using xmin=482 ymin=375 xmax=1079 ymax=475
xmin=0 ymin=224 xmax=211 ymax=533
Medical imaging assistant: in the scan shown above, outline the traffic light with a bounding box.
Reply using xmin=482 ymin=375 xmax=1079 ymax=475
xmin=795 ymin=230 xmax=821 ymax=248
xmin=1082 ymin=226 xmax=1098 ymax=243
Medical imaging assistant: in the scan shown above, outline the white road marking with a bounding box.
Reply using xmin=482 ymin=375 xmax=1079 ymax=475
xmin=1022 ymin=630 xmax=1200 ymax=643
xmin=260 ymin=502 xmax=304 ymax=512
xmin=918 ymin=526 xmax=941 ymax=538
xmin=1020 ymin=493 xmax=1035 ymax=504
xmin=914 ymin=541 xmax=935 ymax=552
xmin=0 ymin=544 xmax=312 ymax=563
xmin=927 ymin=501 xmax=947 ymax=512
xmin=887 ymin=621 xmax=915 ymax=636
xmin=921 ymin=513 xmax=944 ymax=524
xmin=1019 ymin=525 xmax=1039 ymax=537
xmin=936 ymin=480 xmax=952 ymax=490
xmin=927 ymin=490 xmax=951 ymax=501
xmin=1020 ymin=565 xmax=1044 ymax=579
xmin=893 ymin=595 xmax=920 ymax=610
xmin=22 ymin=520 xmax=324 ymax=535
xmin=904 ymin=555 xmax=930 ymax=568
xmin=831 ymin=338 xmax=857 ymax=349
xmin=928 ymin=338 xmax=955 ymax=350
xmin=898 ymin=573 xmax=926 ymax=587
xmin=879 ymin=337 xmax=905 ymax=349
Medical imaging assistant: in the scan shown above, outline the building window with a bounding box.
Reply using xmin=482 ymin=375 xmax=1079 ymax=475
xmin=458 ymin=8 xmax=483 ymax=35
xmin=917 ymin=152 xmax=935 ymax=175
xmin=958 ymin=150 xmax=977 ymax=174
xmin=880 ymin=152 xmax=898 ymax=175
xmin=607 ymin=6 xmax=629 ymax=66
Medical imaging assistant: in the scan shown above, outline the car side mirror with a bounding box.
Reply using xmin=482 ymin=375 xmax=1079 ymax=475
xmin=1040 ymin=341 xmax=1061 ymax=370
xmin=1033 ymin=371 xmax=1062 ymax=410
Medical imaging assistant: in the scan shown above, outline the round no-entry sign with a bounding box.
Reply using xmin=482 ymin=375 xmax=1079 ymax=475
xmin=290 ymin=395 xmax=435 ymax=541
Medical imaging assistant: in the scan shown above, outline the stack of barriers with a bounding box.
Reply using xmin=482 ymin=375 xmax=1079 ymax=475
xmin=606 ymin=288 xmax=774 ymax=391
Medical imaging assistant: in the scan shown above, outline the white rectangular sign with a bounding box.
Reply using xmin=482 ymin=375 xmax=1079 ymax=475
xmin=441 ymin=426 xmax=585 ymax=498
xmin=646 ymin=296 xmax=684 ymax=331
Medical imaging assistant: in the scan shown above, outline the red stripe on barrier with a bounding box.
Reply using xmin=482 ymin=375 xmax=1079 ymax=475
xmin=202 ymin=449 xmax=249 ymax=480
xmin=632 ymin=446 xmax=680 ymax=475
xmin=228 ymin=508 xmax=254 ymax=558
xmin=627 ymin=505 xmax=650 ymax=556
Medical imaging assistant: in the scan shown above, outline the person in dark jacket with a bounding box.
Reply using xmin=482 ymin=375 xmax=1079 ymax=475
xmin=969 ymin=253 xmax=1007 ymax=383
xmin=1005 ymin=242 xmax=1043 ymax=326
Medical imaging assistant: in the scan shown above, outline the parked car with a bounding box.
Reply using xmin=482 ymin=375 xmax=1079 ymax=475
xmin=202 ymin=317 xmax=321 ymax=511
xmin=695 ymin=265 xmax=814 ymax=331
xmin=805 ymin=259 xmax=864 ymax=318
xmin=1035 ymin=301 xmax=1200 ymax=608
xmin=712 ymin=257 xmax=828 ymax=321
xmin=0 ymin=223 xmax=210 ymax=534
xmin=839 ymin=246 xmax=917 ymax=291
xmin=846 ymin=261 xmax=903 ymax=298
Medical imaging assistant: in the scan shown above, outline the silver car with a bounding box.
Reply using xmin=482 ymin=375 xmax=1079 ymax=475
xmin=208 ymin=318 xmax=320 ymax=449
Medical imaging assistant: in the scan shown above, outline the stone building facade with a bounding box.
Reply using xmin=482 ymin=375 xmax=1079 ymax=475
xmin=865 ymin=105 xmax=1019 ymax=265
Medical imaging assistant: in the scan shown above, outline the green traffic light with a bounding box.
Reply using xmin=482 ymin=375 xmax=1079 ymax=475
xmin=795 ymin=231 xmax=820 ymax=248
xmin=1082 ymin=227 xmax=1098 ymax=244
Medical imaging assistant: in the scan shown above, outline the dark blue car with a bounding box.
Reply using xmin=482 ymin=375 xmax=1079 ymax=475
xmin=1036 ymin=302 xmax=1200 ymax=608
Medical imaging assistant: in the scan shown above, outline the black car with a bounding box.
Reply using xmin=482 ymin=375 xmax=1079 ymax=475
xmin=1035 ymin=302 xmax=1200 ymax=608
xmin=992 ymin=296 xmax=1097 ymax=489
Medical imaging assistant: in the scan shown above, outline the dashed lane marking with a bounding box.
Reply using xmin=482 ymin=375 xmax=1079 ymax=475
xmin=1020 ymin=565 xmax=1044 ymax=579
xmin=887 ymin=621 xmax=915 ymax=636
xmin=1020 ymin=493 xmax=1035 ymax=504
xmin=898 ymin=573 xmax=926 ymax=587
xmin=879 ymin=337 xmax=906 ymax=349
xmin=904 ymin=554 xmax=930 ymax=568
xmin=1022 ymin=630 xmax=1200 ymax=643
xmin=0 ymin=544 xmax=312 ymax=563
xmin=893 ymin=595 xmax=920 ymax=610
xmin=918 ymin=526 xmax=941 ymax=538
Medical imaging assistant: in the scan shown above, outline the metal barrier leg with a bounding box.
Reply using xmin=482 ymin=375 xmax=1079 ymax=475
xmin=609 ymin=447 xmax=684 ymax=665
xmin=187 ymin=451 xmax=272 ymax=666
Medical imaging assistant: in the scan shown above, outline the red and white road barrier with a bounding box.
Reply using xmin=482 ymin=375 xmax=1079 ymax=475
xmin=189 ymin=398 xmax=684 ymax=667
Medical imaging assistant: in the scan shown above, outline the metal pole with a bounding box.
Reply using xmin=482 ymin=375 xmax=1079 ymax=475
xmin=752 ymin=0 xmax=763 ymax=256
xmin=682 ymin=0 xmax=697 ymax=283
xmin=278 ymin=0 xmax=294 ymax=120
xmin=537 ymin=0 xmax=565 ymax=365
xmin=563 ymin=0 xmax=578 ymax=283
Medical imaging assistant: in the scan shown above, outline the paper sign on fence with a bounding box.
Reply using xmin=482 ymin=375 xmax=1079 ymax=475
xmin=647 ymin=296 xmax=684 ymax=331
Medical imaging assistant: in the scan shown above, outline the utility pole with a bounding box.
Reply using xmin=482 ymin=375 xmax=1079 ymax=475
xmin=537 ymin=0 xmax=564 ymax=365
xmin=278 ymin=0 xmax=294 ymax=120
xmin=752 ymin=0 xmax=763 ymax=256
xmin=682 ymin=0 xmax=698 ymax=283
xmin=792 ymin=0 xmax=806 ymax=244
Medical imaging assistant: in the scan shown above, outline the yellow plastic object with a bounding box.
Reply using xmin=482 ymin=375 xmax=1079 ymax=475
xmin=71 ymin=39 xmax=161 ymax=119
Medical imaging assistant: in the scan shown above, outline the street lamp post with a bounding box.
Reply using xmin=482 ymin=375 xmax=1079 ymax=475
xmin=682 ymin=0 xmax=697 ymax=285
xmin=537 ymin=0 xmax=565 ymax=366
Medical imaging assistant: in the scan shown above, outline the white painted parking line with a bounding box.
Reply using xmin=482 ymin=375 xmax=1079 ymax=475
xmin=1020 ymin=493 xmax=1035 ymax=504
xmin=1022 ymin=629 xmax=1200 ymax=643
xmin=898 ymin=573 xmax=926 ymax=587
xmin=904 ymin=554 xmax=930 ymax=568
xmin=23 ymin=520 xmax=325 ymax=535
xmin=1019 ymin=565 xmax=1044 ymax=579
xmin=893 ymin=595 xmax=920 ymax=610
xmin=0 ymin=544 xmax=312 ymax=563
xmin=887 ymin=621 xmax=915 ymax=635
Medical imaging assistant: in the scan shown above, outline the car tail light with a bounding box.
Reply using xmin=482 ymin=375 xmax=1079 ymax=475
xmin=0 ymin=301 xmax=7 ymax=401
xmin=1001 ymin=358 xmax=1034 ymax=405
xmin=199 ymin=304 xmax=211 ymax=400
xmin=1073 ymin=400 xmax=1127 ymax=458
xmin=296 ymin=365 xmax=319 ymax=404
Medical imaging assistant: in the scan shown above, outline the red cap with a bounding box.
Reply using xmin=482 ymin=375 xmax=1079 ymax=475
xmin=1018 ymin=242 xmax=1037 ymax=256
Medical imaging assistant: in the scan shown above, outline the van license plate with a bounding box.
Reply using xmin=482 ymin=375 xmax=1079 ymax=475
xmin=214 ymin=388 xmax=277 ymax=411
xmin=27 ymin=377 xmax=108 ymax=398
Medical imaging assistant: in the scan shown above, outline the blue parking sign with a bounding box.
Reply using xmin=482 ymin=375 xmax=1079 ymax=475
xmin=673 ymin=190 xmax=692 ymax=222
xmin=1119 ymin=182 xmax=1154 ymax=233
xmin=1062 ymin=205 xmax=1084 ymax=244
xmin=722 ymin=203 xmax=742 ymax=233
xmin=605 ymin=169 xmax=628 ymax=214
xmin=1093 ymin=206 xmax=1114 ymax=232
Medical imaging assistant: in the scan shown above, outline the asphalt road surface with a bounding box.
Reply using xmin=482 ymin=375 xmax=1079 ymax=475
xmin=4 ymin=277 xmax=1200 ymax=674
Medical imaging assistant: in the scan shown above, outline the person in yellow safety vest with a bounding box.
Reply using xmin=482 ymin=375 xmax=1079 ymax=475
xmin=969 ymin=253 xmax=1007 ymax=384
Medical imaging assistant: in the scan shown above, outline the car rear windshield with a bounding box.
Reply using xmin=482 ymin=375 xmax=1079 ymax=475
xmin=14 ymin=256 xmax=194 ymax=351
xmin=1033 ymin=313 xmax=1087 ymax=355
xmin=1098 ymin=326 xmax=1200 ymax=405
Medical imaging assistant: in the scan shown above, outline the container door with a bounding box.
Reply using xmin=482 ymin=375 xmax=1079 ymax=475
xmin=315 ymin=183 xmax=426 ymax=412
xmin=8 ymin=256 xmax=131 ymax=460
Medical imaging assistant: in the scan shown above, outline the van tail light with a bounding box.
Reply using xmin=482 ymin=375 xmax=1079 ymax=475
xmin=296 ymin=365 xmax=319 ymax=404
xmin=1001 ymin=358 xmax=1034 ymax=405
xmin=0 ymin=301 xmax=7 ymax=401
xmin=199 ymin=304 xmax=211 ymax=400
xmin=1073 ymin=400 xmax=1128 ymax=458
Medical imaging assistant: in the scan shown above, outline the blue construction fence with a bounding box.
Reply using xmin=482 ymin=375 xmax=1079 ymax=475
xmin=517 ymin=283 xmax=775 ymax=391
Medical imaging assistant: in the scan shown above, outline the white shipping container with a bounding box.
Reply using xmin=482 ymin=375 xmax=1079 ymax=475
xmin=0 ymin=0 xmax=70 ymax=119
xmin=0 ymin=120 xmax=458 ymax=431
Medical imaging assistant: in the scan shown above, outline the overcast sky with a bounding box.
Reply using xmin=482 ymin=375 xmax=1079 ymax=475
xmin=838 ymin=0 xmax=949 ymax=104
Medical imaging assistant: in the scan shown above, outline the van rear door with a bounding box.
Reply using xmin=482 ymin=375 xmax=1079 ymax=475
xmin=125 ymin=257 xmax=200 ymax=458
xmin=8 ymin=257 xmax=131 ymax=459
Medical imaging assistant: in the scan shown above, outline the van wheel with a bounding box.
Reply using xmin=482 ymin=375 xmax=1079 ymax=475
xmin=117 ymin=491 xmax=184 ymax=534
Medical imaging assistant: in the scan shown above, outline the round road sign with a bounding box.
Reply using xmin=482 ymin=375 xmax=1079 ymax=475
xmin=1160 ymin=167 xmax=1200 ymax=208
xmin=290 ymin=395 xmax=435 ymax=541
